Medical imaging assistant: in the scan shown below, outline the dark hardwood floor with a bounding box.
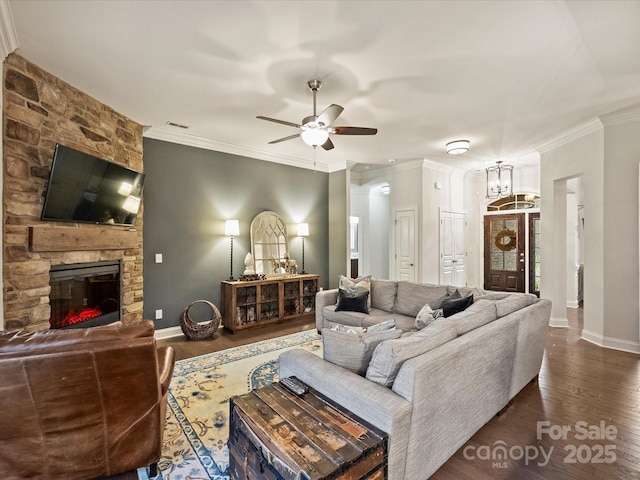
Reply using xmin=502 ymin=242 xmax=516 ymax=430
xmin=142 ymin=308 xmax=639 ymax=479
xmin=432 ymin=307 xmax=640 ymax=479
xmin=158 ymin=316 xmax=318 ymax=361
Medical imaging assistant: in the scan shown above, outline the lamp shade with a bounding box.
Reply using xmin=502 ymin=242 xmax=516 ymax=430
xmin=301 ymin=129 xmax=329 ymax=147
xmin=446 ymin=140 xmax=470 ymax=155
xmin=225 ymin=219 xmax=239 ymax=236
xmin=297 ymin=223 xmax=309 ymax=237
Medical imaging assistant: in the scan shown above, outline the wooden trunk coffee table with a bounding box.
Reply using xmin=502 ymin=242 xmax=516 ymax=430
xmin=228 ymin=378 xmax=388 ymax=480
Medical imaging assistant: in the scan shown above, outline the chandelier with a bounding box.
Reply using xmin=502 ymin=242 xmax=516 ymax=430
xmin=486 ymin=161 xmax=514 ymax=199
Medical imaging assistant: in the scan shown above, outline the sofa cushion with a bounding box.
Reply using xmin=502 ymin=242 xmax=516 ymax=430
xmin=494 ymin=294 xmax=537 ymax=317
xmin=370 ymin=279 xmax=398 ymax=312
xmin=335 ymin=288 xmax=370 ymax=314
xmin=392 ymin=282 xmax=449 ymax=317
xmin=366 ymin=318 xmax=457 ymax=387
xmin=448 ymin=286 xmax=487 ymax=300
xmin=448 ymin=299 xmax=497 ymax=335
xmin=361 ymin=310 xmax=416 ymax=332
xmin=323 ymin=305 xmax=368 ymax=327
xmin=339 ymin=275 xmax=372 ymax=308
xmin=441 ymin=295 xmax=474 ymax=317
xmin=322 ymin=326 xmax=402 ymax=376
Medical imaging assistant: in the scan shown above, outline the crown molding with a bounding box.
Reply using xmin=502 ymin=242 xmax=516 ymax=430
xmin=535 ymin=118 xmax=603 ymax=154
xmin=0 ymin=0 xmax=18 ymax=60
xmin=599 ymin=104 xmax=640 ymax=127
xmin=143 ymin=126 xmax=330 ymax=173
xmin=422 ymin=158 xmax=462 ymax=174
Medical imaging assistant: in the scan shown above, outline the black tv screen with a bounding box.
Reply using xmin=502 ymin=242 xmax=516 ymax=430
xmin=41 ymin=144 xmax=145 ymax=226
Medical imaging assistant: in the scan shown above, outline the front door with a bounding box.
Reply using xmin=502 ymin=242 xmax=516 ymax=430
xmin=484 ymin=214 xmax=525 ymax=292
xmin=529 ymin=212 xmax=541 ymax=296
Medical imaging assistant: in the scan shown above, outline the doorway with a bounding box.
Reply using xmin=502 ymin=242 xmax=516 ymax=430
xmin=393 ymin=208 xmax=416 ymax=281
xmin=484 ymin=214 xmax=525 ymax=292
xmin=440 ymin=209 xmax=466 ymax=287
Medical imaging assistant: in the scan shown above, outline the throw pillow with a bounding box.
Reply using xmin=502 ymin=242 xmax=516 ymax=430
xmin=367 ymin=318 xmax=396 ymax=332
xmin=366 ymin=318 xmax=457 ymax=387
xmin=339 ymin=275 xmax=372 ymax=308
xmin=414 ymin=304 xmax=444 ymax=330
xmin=335 ymin=288 xmax=369 ymax=314
xmin=322 ymin=327 xmax=402 ymax=376
xmin=441 ymin=295 xmax=474 ymax=317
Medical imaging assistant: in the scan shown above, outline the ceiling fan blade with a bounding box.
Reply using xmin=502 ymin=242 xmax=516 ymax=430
xmin=268 ymin=133 xmax=301 ymax=144
xmin=257 ymin=116 xmax=301 ymax=128
xmin=316 ymin=104 xmax=344 ymax=127
xmin=321 ymin=137 xmax=335 ymax=151
xmin=332 ymin=126 xmax=378 ymax=135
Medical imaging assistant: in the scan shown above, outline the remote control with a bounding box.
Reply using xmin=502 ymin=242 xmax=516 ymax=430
xmin=280 ymin=376 xmax=308 ymax=396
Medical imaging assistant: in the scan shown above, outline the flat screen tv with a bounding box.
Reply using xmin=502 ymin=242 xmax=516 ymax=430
xmin=41 ymin=144 xmax=145 ymax=226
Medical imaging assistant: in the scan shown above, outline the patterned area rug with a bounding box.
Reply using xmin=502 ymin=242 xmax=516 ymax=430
xmin=157 ymin=330 xmax=322 ymax=479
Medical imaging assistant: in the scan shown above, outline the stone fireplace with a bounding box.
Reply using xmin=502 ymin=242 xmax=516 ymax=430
xmin=49 ymin=261 xmax=121 ymax=329
xmin=3 ymin=54 xmax=144 ymax=332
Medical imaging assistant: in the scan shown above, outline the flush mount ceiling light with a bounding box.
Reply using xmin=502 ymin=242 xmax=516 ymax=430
xmin=446 ymin=140 xmax=470 ymax=155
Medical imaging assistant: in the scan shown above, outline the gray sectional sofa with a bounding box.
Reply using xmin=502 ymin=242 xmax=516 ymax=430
xmin=279 ymin=279 xmax=551 ymax=480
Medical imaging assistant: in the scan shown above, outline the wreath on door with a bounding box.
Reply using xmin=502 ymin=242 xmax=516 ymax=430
xmin=495 ymin=229 xmax=517 ymax=251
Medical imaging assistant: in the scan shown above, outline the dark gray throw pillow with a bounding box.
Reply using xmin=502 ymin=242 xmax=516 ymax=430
xmin=335 ymin=288 xmax=369 ymax=314
xmin=441 ymin=295 xmax=474 ymax=317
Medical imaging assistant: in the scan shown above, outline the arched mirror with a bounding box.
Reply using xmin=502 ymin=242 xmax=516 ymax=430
xmin=250 ymin=211 xmax=288 ymax=275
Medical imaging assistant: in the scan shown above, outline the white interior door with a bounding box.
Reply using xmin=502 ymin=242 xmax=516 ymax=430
xmin=394 ymin=209 xmax=416 ymax=281
xmin=440 ymin=210 xmax=467 ymax=287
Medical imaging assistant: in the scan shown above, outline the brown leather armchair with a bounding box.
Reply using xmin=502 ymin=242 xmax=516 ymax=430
xmin=0 ymin=320 xmax=175 ymax=479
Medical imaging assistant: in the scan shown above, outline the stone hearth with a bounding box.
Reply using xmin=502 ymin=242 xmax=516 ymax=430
xmin=3 ymin=53 xmax=144 ymax=331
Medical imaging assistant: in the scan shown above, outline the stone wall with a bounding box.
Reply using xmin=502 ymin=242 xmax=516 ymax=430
xmin=3 ymin=53 xmax=144 ymax=331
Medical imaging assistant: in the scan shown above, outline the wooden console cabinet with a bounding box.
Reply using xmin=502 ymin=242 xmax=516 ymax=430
xmin=221 ymin=274 xmax=319 ymax=332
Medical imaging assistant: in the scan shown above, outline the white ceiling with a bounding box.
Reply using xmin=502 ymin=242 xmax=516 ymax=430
xmin=7 ymin=0 xmax=640 ymax=172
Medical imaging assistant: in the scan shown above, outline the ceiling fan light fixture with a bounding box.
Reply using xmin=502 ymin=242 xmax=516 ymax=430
xmin=301 ymin=128 xmax=329 ymax=147
xmin=446 ymin=140 xmax=470 ymax=155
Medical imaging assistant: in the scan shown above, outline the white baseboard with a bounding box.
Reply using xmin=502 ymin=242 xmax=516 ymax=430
xmin=153 ymin=324 xmax=224 ymax=340
xmin=154 ymin=326 xmax=183 ymax=340
xmin=581 ymin=329 xmax=640 ymax=354
xmin=549 ymin=316 xmax=569 ymax=328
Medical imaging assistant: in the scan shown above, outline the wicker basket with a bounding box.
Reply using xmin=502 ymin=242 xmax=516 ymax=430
xmin=180 ymin=300 xmax=221 ymax=340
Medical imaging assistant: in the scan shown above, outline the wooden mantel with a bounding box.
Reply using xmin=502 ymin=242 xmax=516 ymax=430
xmin=29 ymin=225 xmax=141 ymax=252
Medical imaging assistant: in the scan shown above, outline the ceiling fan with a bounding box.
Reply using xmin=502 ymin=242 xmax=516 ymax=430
xmin=257 ymin=79 xmax=377 ymax=150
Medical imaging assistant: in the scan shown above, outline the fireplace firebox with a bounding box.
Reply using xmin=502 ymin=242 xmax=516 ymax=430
xmin=49 ymin=261 xmax=121 ymax=329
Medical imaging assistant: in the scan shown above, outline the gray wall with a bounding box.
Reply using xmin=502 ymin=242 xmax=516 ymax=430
xmin=142 ymin=138 xmax=330 ymax=329
xmin=328 ymin=170 xmax=348 ymax=289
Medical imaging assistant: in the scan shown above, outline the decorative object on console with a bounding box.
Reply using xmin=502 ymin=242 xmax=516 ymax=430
xmin=250 ymin=211 xmax=288 ymax=275
xmin=297 ymin=223 xmax=309 ymax=273
xmin=486 ymin=160 xmax=514 ymax=199
xmin=243 ymin=252 xmax=255 ymax=276
xmin=225 ymin=219 xmax=240 ymax=280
